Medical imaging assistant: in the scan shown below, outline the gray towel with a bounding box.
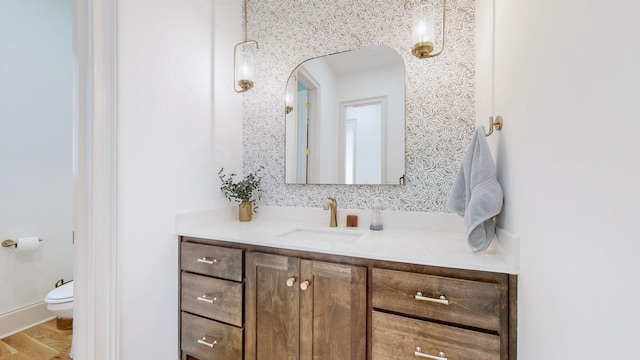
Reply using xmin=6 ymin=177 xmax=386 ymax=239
xmin=446 ymin=127 xmax=503 ymax=252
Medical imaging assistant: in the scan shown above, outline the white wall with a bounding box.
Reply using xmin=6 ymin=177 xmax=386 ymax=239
xmin=337 ymin=64 xmax=405 ymax=184
xmin=116 ymin=0 xmax=241 ymax=358
xmin=491 ymin=0 xmax=640 ymax=358
xmin=0 ymin=0 xmax=73 ymax=324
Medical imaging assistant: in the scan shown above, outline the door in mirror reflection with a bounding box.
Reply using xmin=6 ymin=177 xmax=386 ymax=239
xmin=285 ymin=45 xmax=405 ymax=185
xmin=295 ymin=86 xmax=309 ymax=183
xmin=341 ymin=100 xmax=384 ymax=184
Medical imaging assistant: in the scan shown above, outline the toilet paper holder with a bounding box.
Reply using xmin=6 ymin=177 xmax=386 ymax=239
xmin=2 ymin=238 xmax=43 ymax=248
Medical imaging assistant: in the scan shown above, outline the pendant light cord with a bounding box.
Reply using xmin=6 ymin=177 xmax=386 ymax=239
xmin=243 ymin=0 xmax=248 ymax=42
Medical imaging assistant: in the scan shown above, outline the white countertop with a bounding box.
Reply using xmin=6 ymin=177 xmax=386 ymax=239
xmin=176 ymin=206 xmax=519 ymax=275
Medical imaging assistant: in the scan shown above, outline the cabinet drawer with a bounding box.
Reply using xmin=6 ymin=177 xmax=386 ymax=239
xmin=181 ymin=242 xmax=243 ymax=281
xmin=372 ymin=311 xmax=500 ymax=360
xmin=181 ymin=312 xmax=242 ymax=360
xmin=181 ymin=272 xmax=243 ymax=327
xmin=372 ymin=268 xmax=502 ymax=331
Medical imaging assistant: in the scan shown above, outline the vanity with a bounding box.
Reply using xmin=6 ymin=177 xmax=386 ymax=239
xmin=180 ymin=0 xmax=510 ymax=356
xmin=177 ymin=209 xmax=517 ymax=360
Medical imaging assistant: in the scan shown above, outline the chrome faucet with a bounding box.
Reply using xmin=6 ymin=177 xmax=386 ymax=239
xmin=323 ymin=197 xmax=337 ymax=227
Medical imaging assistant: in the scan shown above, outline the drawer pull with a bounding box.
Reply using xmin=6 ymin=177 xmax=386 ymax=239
xmin=197 ymin=336 xmax=218 ymax=348
xmin=415 ymin=347 xmax=447 ymax=360
xmin=415 ymin=292 xmax=450 ymax=305
xmin=197 ymin=294 xmax=217 ymax=304
xmin=300 ymin=280 xmax=310 ymax=291
xmin=286 ymin=277 xmax=296 ymax=287
xmin=197 ymin=257 xmax=217 ymax=265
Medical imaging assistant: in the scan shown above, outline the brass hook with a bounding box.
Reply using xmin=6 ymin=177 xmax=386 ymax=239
xmin=485 ymin=115 xmax=503 ymax=136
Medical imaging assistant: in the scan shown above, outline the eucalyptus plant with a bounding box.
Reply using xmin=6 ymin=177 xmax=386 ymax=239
xmin=218 ymin=167 xmax=263 ymax=212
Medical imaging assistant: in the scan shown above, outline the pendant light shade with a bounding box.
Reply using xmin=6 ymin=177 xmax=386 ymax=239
xmin=412 ymin=4 xmax=435 ymax=58
xmin=234 ymin=0 xmax=258 ymax=93
xmin=235 ymin=45 xmax=256 ymax=92
xmin=405 ymin=0 xmax=447 ymax=59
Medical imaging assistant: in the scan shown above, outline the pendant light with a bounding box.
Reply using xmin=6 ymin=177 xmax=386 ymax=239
xmin=405 ymin=0 xmax=447 ymax=59
xmin=285 ymin=75 xmax=296 ymax=115
xmin=234 ymin=0 xmax=258 ymax=93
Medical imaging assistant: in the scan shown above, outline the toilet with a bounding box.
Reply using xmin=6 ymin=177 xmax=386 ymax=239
xmin=45 ymin=281 xmax=73 ymax=327
xmin=45 ymin=280 xmax=74 ymax=357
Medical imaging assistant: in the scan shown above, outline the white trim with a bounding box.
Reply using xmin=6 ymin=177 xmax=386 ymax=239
xmin=73 ymin=0 xmax=118 ymax=359
xmin=0 ymin=302 xmax=55 ymax=340
xmin=338 ymin=97 xmax=387 ymax=184
xmin=296 ymin=67 xmax=320 ymax=183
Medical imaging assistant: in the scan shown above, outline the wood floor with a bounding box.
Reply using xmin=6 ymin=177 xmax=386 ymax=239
xmin=0 ymin=319 xmax=71 ymax=360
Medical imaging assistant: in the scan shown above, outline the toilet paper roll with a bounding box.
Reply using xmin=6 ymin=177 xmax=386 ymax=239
xmin=15 ymin=236 xmax=40 ymax=253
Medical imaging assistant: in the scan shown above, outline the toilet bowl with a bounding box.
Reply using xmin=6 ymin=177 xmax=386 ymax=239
xmin=45 ymin=281 xmax=73 ymax=319
xmin=45 ymin=280 xmax=74 ymax=357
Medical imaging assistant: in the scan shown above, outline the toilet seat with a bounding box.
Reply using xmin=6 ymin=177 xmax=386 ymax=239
xmin=45 ymin=281 xmax=73 ymax=304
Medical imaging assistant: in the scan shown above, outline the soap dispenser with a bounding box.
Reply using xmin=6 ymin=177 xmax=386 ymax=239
xmin=370 ymin=198 xmax=383 ymax=231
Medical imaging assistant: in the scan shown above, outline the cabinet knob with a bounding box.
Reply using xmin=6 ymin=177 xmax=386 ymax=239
xmin=415 ymin=347 xmax=447 ymax=360
xmin=197 ymin=257 xmax=217 ymax=265
xmin=300 ymin=280 xmax=310 ymax=291
xmin=197 ymin=336 xmax=218 ymax=348
xmin=286 ymin=277 xmax=296 ymax=287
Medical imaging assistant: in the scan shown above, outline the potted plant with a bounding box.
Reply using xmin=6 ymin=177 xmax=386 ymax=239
xmin=218 ymin=167 xmax=263 ymax=221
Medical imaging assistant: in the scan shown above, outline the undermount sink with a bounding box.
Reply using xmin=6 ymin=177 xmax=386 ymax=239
xmin=278 ymin=228 xmax=363 ymax=243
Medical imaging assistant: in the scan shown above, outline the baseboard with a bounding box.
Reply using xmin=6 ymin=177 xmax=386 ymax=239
xmin=0 ymin=302 xmax=55 ymax=339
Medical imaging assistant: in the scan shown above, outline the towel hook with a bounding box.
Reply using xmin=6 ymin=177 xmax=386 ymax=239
xmin=485 ymin=115 xmax=503 ymax=136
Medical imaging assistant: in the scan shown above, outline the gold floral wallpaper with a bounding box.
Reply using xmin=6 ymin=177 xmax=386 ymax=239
xmin=242 ymin=0 xmax=475 ymax=211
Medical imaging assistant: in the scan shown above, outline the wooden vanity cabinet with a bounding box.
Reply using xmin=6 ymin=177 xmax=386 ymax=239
xmin=179 ymin=236 xmax=517 ymax=360
xmin=179 ymin=242 xmax=244 ymax=360
xmin=244 ymin=252 xmax=367 ymax=360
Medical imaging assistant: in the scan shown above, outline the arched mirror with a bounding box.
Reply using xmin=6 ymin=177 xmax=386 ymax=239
xmin=284 ymin=45 xmax=406 ymax=185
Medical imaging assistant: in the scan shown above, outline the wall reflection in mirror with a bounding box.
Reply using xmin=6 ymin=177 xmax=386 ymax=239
xmin=285 ymin=45 xmax=406 ymax=185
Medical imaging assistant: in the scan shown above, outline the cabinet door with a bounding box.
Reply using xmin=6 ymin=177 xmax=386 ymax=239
xmin=299 ymin=260 xmax=367 ymax=360
xmin=245 ymin=252 xmax=300 ymax=360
